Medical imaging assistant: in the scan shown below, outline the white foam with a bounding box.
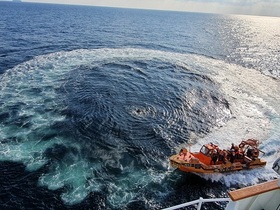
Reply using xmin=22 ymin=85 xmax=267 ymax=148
xmin=181 ymin=56 xmax=280 ymax=186
xmin=38 ymin=158 xmax=103 ymax=205
xmin=0 ymin=138 xmax=62 ymax=171
xmin=107 ymin=168 xmax=169 ymax=207
xmin=0 ymin=48 xmax=279 ymax=206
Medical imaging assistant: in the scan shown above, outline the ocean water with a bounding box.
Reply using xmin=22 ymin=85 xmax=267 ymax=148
xmin=0 ymin=2 xmax=280 ymax=209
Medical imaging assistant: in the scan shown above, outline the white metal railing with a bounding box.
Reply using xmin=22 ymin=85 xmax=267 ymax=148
xmin=162 ymin=197 xmax=231 ymax=210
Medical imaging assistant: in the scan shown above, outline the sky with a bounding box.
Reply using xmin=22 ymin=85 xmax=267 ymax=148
xmin=19 ymin=0 xmax=280 ymax=17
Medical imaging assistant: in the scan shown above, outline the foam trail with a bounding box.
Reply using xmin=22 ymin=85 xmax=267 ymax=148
xmin=179 ymin=57 xmax=280 ymax=186
xmin=0 ymin=48 xmax=279 ymax=207
xmin=0 ymin=138 xmax=63 ymax=171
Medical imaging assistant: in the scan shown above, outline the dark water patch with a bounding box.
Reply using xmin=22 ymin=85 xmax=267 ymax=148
xmin=58 ymin=59 xmax=231 ymax=158
xmin=0 ymin=161 xmax=108 ymax=210
xmin=9 ymin=115 xmax=32 ymax=128
xmin=0 ymin=161 xmax=65 ymax=210
xmin=44 ymin=144 xmax=69 ymax=161
xmin=0 ymin=112 xmax=10 ymax=122
xmin=125 ymin=200 xmax=149 ymax=210
xmin=161 ymin=172 xmax=228 ymax=210
xmin=40 ymin=131 xmax=58 ymax=141
xmin=21 ymin=87 xmax=43 ymax=95
xmin=0 ymin=137 xmax=18 ymax=144
xmin=6 ymin=102 xmax=26 ymax=116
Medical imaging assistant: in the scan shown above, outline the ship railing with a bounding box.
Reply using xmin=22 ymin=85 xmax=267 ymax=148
xmin=162 ymin=197 xmax=231 ymax=210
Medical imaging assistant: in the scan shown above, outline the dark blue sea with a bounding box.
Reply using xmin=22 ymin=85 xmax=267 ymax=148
xmin=1 ymin=2 xmax=280 ymax=210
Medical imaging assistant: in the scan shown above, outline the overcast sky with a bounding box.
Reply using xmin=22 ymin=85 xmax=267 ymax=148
xmin=22 ymin=0 xmax=280 ymax=17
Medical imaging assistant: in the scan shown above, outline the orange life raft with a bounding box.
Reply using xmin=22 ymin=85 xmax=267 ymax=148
xmin=169 ymin=139 xmax=266 ymax=174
